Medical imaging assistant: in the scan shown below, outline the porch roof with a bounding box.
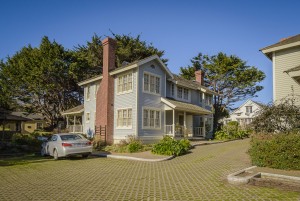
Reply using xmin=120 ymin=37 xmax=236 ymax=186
xmin=62 ymin=105 xmax=84 ymax=115
xmin=161 ymin=98 xmax=212 ymax=115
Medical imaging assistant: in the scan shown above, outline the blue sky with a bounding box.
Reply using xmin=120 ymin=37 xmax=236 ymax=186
xmin=1 ymin=0 xmax=299 ymax=106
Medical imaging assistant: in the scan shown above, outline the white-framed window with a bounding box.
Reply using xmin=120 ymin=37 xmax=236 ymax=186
xmin=199 ymin=92 xmax=203 ymax=103
xmin=142 ymin=108 xmax=161 ymax=129
xmin=171 ymin=83 xmax=175 ymax=96
xmin=143 ymin=72 xmax=160 ymax=95
xmin=117 ymin=73 xmax=133 ymax=94
xmin=205 ymin=94 xmax=212 ymax=105
xmin=246 ymin=106 xmax=252 ymax=113
xmin=94 ymin=83 xmax=99 ymax=99
xmin=86 ymin=112 xmax=90 ymax=123
xmin=117 ymin=108 xmax=132 ymax=128
xmin=177 ymin=86 xmax=189 ymax=100
xmin=86 ymin=86 xmax=90 ymax=101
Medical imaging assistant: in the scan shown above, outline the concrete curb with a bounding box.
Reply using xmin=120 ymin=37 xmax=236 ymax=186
xmin=227 ymin=166 xmax=259 ymax=185
xmin=227 ymin=166 xmax=300 ymax=185
xmin=92 ymin=153 xmax=175 ymax=162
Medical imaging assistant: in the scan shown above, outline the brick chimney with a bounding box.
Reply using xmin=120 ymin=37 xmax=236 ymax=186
xmin=95 ymin=37 xmax=116 ymax=144
xmin=195 ymin=70 xmax=204 ymax=85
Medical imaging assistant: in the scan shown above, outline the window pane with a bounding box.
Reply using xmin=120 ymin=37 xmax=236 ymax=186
xmin=150 ymin=76 xmax=155 ymax=93
xmin=177 ymin=87 xmax=182 ymax=98
xmin=171 ymin=84 xmax=174 ymax=96
xmin=155 ymin=111 xmax=160 ymax=128
xmin=143 ymin=109 xmax=148 ymax=127
xmin=144 ymin=74 xmax=149 ymax=91
xmin=150 ymin=110 xmax=155 ymax=127
xmin=128 ymin=74 xmax=132 ymax=91
xmin=184 ymin=89 xmax=188 ymax=100
xmin=155 ymin=77 xmax=160 ymax=94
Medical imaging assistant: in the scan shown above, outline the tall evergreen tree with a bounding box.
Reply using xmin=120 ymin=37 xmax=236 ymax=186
xmin=180 ymin=52 xmax=265 ymax=135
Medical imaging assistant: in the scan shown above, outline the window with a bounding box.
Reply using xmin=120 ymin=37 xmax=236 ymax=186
xmin=86 ymin=86 xmax=90 ymax=100
xmin=86 ymin=112 xmax=90 ymax=122
xmin=183 ymin=88 xmax=188 ymax=100
xmin=143 ymin=73 xmax=160 ymax=94
xmin=37 ymin=123 xmax=43 ymax=130
xmin=171 ymin=83 xmax=175 ymax=96
xmin=246 ymin=106 xmax=252 ymax=113
xmin=199 ymin=92 xmax=203 ymax=103
xmin=117 ymin=73 xmax=133 ymax=94
xmin=143 ymin=108 xmax=161 ymax=129
xmin=177 ymin=86 xmax=189 ymax=100
xmin=177 ymin=87 xmax=183 ymax=99
xmin=205 ymin=94 xmax=212 ymax=105
xmin=117 ymin=108 xmax=132 ymax=128
xmin=94 ymin=84 xmax=99 ymax=98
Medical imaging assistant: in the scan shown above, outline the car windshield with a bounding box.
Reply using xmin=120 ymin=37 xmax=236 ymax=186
xmin=60 ymin=134 xmax=83 ymax=141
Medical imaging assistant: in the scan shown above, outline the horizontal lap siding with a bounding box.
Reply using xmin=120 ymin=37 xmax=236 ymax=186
xmin=138 ymin=61 xmax=166 ymax=137
xmin=113 ymin=70 xmax=137 ymax=140
xmin=83 ymin=82 xmax=99 ymax=135
xmin=274 ymin=46 xmax=300 ymax=103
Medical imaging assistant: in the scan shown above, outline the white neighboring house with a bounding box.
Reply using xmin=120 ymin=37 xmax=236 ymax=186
xmin=223 ymin=99 xmax=263 ymax=127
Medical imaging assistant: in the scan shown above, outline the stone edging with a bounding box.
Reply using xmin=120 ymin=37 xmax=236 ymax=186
xmin=227 ymin=166 xmax=300 ymax=185
xmin=92 ymin=153 xmax=175 ymax=162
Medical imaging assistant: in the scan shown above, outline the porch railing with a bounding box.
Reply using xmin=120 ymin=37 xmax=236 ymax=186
xmin=67 ymin=125 xmax=83 ymax=133
xmin=193 ymin=127 xmax=204 ymax=137
xmin=165 ymin=125 xmax=205 ymax=137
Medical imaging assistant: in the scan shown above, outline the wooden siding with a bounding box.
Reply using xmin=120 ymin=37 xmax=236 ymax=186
xmin=137 ymin=60 xmax=166 ymax=137
xmin=274 ymin=46 xmax=300 ymax=103
xmin=113 ymin=70 xmax=137 ymax=141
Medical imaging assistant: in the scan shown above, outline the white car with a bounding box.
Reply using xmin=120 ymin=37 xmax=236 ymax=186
xmin=41 ymin=133 xmax=93 ymax=160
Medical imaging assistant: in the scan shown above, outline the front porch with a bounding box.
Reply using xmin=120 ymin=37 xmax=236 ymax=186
xmin=62 ymin=105 xmax=84 ymax=133
xmin=161 ymin=97 xmax=213 ymax=139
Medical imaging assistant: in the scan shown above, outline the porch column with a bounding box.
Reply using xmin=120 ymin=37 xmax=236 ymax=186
xmin=66 ymin=116 xmax=69 ymax=128
xmin=73 ymin=116 xmax=76 ymax=133
xmin=172 ymin=109 xmax=175 ymax=137
xmin=184 ymin=111 xmax=186 ymax=129
xmin=203 ymin=117 xmax=206 ymax=138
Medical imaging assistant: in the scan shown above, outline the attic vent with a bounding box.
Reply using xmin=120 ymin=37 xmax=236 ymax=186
xmin=150 ymin=64 xmax=155 ymax=69
xmin=122 ymin=61 xmax=130 ymax=67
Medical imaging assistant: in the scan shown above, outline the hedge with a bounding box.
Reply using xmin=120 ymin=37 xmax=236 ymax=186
xmin=248 ymin=133 xmax=300 ymax=170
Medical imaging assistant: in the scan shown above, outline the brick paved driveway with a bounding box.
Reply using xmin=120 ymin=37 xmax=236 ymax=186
xmin=0 ymin=139 xmax=299 ymax=200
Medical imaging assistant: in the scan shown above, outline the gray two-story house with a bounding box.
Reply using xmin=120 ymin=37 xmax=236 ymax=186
xmin=63 ymin=37 xmax=217 ymax=144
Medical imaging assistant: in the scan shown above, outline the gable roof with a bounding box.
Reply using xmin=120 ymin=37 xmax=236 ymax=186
xmin=62 ymin=105 xmax=84 ymax=115
xmin=78 ymin=55 xmax=173 ymax=86
xmin=11 ymin=112 xmax=45 ymax=121
xmin=260 ymin=34 xmax=300 ymax=59
xmin=0 ymin=110 xmax=32 ymax=121
xmin=171 ymin=74 xmax=218 ymax=95
xmin=161 ymin=97 xmax=212 ymax=115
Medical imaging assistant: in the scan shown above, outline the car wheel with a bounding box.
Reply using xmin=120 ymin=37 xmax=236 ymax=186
xmin=82 ymin=154 xmax=89 ymax=158
xmin=53 ymin=149 xmax=59 ymax=160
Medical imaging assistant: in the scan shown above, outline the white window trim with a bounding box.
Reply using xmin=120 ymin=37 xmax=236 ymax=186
xmin=116 ymin=72 xmax=133 ymax=95
xmin=116 ymin=108 xmax=133 ymax=129
xmin=142 ymin=71 xmax=161 ymax=96
xmin=86 ymin=112 xmax=90 ymax=123
xmin=142 ymin=107 xmax=161 ymax=130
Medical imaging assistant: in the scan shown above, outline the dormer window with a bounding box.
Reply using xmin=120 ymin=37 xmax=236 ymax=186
xmin=171 ymin=83 xmax=175 ymax=96
xmin=177 ymin=86 xmax=189 ymax=101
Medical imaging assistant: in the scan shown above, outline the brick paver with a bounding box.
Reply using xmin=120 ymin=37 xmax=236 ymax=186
xmin=0 ymin=139 xmax=299 ymax=200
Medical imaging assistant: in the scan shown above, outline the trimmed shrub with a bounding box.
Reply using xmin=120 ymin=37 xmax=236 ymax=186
xmin=151 ymin=136 xmax=191 ymax=156
xmin=215 ymin=121 xmax=249 ymax=140
xmin=249 ymin=132 xmax=300 ymax=170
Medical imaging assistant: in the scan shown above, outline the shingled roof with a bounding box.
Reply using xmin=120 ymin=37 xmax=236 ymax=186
xmin=260 ymin=34 xmax=300 ymax=51
xmin=62 ymin=105 xmax=84 ymax=115
xmin=171 ymin=74 xmax=218 ymax=95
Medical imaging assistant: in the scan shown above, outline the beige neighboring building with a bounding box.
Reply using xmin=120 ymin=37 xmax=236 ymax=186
xmin=260 ymin=34 xmax=300 ymax=103
xmin=11 ymin=112 xmax=46 ymax=133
